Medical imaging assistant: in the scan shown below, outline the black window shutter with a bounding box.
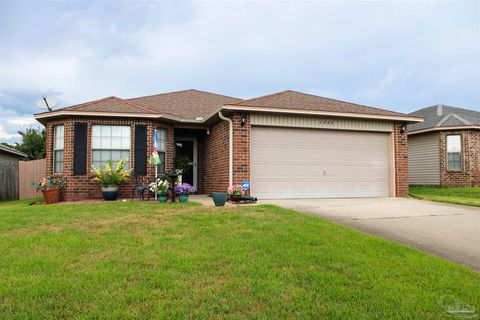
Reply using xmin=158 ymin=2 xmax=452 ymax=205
xmin=73 ymin=123 xmax=87 ymax=175
xmin=134 ymin=125 xmax=147 ymax=175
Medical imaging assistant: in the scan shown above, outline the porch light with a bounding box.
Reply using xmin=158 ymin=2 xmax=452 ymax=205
xmin=400 ymin=123 xmax=407 ymax=134
xmin=241 ymin=113 xmax=246 ymax=126
xmin=206 ymin=128 xmax=210 ymax=135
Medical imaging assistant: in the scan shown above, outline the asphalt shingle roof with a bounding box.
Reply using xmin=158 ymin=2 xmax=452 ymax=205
xmin=61 ymin=96 xmax=155 ymax=114
xmin=408 ymin=105 xmax=480 ymax=133
xmin=40 ymin=89 xmax=418 ymax=122
xmin=128 ymin=89 xmax=241 ymax=120
xmin=0 ymin=144 xmax=27 ymax=158
xmin=231 ymin=90 xmax=412 ymax=118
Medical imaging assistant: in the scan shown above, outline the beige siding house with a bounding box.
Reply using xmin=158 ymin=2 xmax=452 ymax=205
xmin=409 ymin=132 xmax=440 ymax=185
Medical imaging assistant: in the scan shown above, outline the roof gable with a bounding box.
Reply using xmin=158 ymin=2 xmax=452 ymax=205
xmin=128 ymin=89 xmax=241 ymax=120
xmin=230 ymin=90 xmax=409 ymax=118
xmin=408 ymin=105 xmax=480 ymax=133
xmin=61 ymin=96 xmax=155 ymax=114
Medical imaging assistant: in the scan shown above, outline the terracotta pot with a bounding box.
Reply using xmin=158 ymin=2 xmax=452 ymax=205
xmin=42 ymin=189 xmax=60 ymax=204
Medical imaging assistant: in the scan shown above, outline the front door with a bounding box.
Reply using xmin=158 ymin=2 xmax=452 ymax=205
xmin=175 ymin=139 xmax=197 ymax=188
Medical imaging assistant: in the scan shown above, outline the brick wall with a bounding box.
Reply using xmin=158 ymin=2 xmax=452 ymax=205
xmin=197 ymin=112 xmax=250 ymax=194
xmin=439 ymin=130 xmax=480 ymax=187
xmin=232 ymin=113 xmax=250 ymax=193
xmin=45 ymin=114 xmax=418 ymax=200
xmin=197 ymin=119 xmax=229 ymax=194
xmin=394 ymin=123 xmax=409 ymax=197
xmin=45 ymin=116 xmax=174 ymax=201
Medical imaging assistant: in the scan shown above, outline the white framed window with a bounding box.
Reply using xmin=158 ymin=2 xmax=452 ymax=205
xmin=157 ymin=128 xmax=167 ymax=173
xmin=92 ymin=125 xmax=131 ymax=169
xmin=447 ymin=135 xmax=462 ymax=171
xmin=53 ymin=125 xmax=64 ymax=173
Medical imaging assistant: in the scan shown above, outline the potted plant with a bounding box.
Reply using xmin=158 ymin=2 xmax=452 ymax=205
xmin=174 ymin=183 xmax=196 ymax=202
xmin=32 ymin=176 xmax=65 ymax=204
xmin=174 ymin=155 xmax=190 ymax=184
xmin=149 ymin=178 xmax=170 ymax=203
xmin=228 ymin=184 xmax=245 ymax=203
xmin=91 ymin=159 xmax=131 ymax=201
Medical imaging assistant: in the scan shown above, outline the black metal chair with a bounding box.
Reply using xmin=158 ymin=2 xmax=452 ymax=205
xmin=131 ymin=175 xmax=151 ymax=201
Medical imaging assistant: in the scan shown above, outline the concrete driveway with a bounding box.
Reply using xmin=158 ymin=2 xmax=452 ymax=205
xmin=259 ymin=198 xmax=480 ymax=270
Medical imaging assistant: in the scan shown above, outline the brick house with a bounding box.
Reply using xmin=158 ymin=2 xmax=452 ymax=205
xmin=34 ymin=89 xmax=422 ymax=201
xmin=408 ymin=105 xmax=480 ymax=187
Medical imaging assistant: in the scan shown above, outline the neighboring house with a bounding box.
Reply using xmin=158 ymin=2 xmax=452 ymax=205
xmin=408 ymin=105 xmax=480 ymax=187
xmin=34 ymin=89 xmax=421 ymax=201
xmin=0 ymin=144 xmax=27 ymax=200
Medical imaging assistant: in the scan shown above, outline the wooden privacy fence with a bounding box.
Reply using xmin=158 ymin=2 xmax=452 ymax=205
xmin=19 ymin=159 xmax=45 ymax=200
xmin=0 ymin=160 xmax=20 ymax=201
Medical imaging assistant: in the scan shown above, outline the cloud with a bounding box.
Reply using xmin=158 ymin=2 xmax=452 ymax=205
xmin=0 ymin=0 xmax=478 ymax=142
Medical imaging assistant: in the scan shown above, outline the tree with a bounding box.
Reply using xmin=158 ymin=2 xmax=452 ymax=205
xmin=14 ymin=128 xmax=46 ymax=160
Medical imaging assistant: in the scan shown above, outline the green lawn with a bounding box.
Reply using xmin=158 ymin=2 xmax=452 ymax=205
xmin=410 ymin=186 xmax=480 ymax=207
xmin=0 ymin=200 xmax=478 ymax=319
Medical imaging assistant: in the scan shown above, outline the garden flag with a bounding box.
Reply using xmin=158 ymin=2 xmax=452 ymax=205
xmin=149 ymin=130 xmax=160 ymax=166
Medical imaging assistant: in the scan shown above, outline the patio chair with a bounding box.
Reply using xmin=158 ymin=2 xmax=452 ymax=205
xmin=131 ymin=175 xmax=152 ymax=201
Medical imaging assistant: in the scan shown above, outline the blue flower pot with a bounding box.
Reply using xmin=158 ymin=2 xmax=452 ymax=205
xmin=212 ymin=192 xmax=227 ymax=206
xmin=179 ymin=194 xmax=189 ymax=202
xmin=101 ymin=186 xmax=119 ymax=201
xmin=158 ymin=195 xmax=168 ymax=203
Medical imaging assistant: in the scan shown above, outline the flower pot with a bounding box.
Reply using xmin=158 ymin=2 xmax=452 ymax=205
xmin=101 ymin=185 xmax=119 ymax=201
xmin=42 ymin=189 xmax=60 ymax=204
xmin=229 ymin=195 xmax=241 ymax=203
xmin=178 ymin=194 xmax=189 ymax=202
xmin=158 ymin=195 xmax=168 ymax=203
xmin=212 ymin=192 xmax=227 ymax=206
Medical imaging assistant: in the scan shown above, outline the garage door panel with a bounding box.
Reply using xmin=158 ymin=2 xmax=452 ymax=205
xmin=251 ymin=127 xmax=391 ymax=199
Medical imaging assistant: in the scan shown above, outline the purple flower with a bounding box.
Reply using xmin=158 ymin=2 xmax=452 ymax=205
xmin=174 ymin=183 xmax=196 ymax=195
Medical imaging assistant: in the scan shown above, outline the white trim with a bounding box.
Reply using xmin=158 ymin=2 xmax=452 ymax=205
xmin=445 ymin=134 xmax=463 ymax=172
xmin=90 ymin=125 xmax=132 ymax=169
xmin=35 ymin=110 xmax=206 ymax=123
xmin=35 ymin=110 xmax=161 ymax=120
xmin=53 ymin=125 xmax=64 ymax=174
xmin=35 ymin=104 xmax=423 ymax=125
xmin=222 ymin=105 xmax=423 ymax=123
xmin=408 ymin=126 xmax=480 ymax=135
xmin=174 ymin=137 xmax=198 ymax=190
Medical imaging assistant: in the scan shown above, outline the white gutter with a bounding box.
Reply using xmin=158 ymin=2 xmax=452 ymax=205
xmin=218 ymin=111 xmax=233 ymax=186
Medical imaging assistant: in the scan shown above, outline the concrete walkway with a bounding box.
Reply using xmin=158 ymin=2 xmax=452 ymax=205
xmin=259 ymin=198 xmax=480 ymax=270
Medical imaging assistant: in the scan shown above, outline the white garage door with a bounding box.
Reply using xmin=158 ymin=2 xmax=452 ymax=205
xmin=251 ymin=127 xmax=391 ymax=199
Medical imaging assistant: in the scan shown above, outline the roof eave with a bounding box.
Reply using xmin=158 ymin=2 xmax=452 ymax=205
xmin=222 ymin=105 xmax=423 ymax=123
xmin=0 ymin=146 xmax=27 ymax=158
xmin=408 ymin=125 xmax=480 ymax=135
xmin=33 ymin=110 xmax=207 ymax=125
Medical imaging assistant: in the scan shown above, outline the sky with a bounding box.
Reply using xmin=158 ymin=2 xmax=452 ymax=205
xmin=0 ymin=0 xmax=479 ymax=143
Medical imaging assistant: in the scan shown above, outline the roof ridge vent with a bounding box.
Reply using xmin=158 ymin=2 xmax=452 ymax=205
xmin=436 ymin=104 xmax=444 ymax=117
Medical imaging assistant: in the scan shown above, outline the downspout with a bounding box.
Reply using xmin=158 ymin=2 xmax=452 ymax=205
xmin=218 ymin=111 xmax=233 ymax=186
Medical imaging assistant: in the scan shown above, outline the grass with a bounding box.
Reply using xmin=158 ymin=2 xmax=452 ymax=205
xmin=410 ymin=186 xmax=480 ymax=207
xmin=0 ymin=200 xmax=479 ymax=319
